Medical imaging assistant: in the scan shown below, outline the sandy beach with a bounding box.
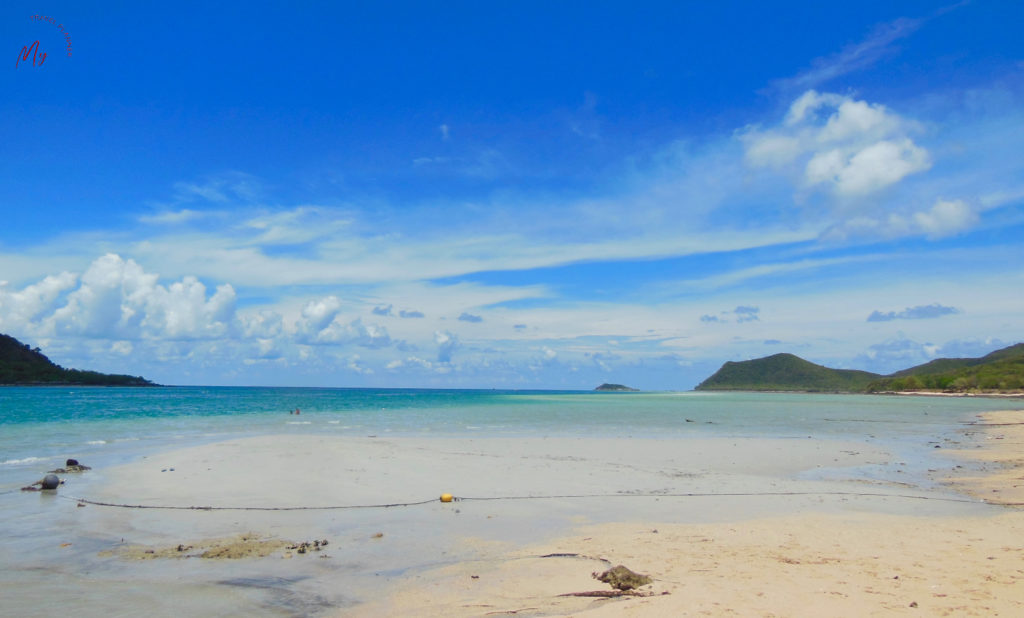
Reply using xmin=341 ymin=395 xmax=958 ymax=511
xmin=347 ymin=410 xmax=1024 ymax=617
xmin=40 ymin=409 xmax=1023 ymax=617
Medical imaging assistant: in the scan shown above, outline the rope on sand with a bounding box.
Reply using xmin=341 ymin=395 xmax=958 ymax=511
xmin=60 ymin=489 xmax=988 ymax=511
xmin=61 ymin=495 xmax=437 ymax=510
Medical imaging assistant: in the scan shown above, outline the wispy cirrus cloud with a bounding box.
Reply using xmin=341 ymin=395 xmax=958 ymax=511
xmin=770 ymin=16 xmax=925 ymax=93
xmin=767 ymin=3 xmax=973 ymax=95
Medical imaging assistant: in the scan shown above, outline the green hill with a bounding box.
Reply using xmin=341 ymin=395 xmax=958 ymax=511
xmin=695 ymin=353 xmax=880 ymax=392
xmin=0 ymin=333 xmax=156 ymax=386
xmin=696 ymin=344 xmax=1024 ymax=394
xmin=867 ymin=343 xmax=1024 ymax=393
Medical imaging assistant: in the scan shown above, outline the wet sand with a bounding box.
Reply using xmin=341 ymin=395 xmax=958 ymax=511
xmin=53 ymin=414 xmax=1024 ymax=617
xmin=348 ymin=411 xmax=1024 ymax=617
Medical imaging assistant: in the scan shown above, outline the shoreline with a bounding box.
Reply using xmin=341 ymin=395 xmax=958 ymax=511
xmin=941 ymin=409 xmax=1024 ymax=505
xmin=9 ymin=407 xmax=1023 ymax=617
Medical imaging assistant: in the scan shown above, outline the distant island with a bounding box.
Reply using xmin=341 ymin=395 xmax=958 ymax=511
xmin=0 ymin=333 xmax=156 ymax=386
xmin=595 ymin=383 xmax=640 ymax=392
xmin=695 ymin=343 xmax=1024 ymax=395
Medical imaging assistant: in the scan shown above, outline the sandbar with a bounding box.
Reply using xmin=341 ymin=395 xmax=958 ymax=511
xmin=350 ymin=411 xmax=1024 ymax=617
xmin=66 ymin=416 xmax=1024 ymax=616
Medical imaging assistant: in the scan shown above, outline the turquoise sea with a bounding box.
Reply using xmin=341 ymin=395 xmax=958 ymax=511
xmin=3 ymin=387 xmax=1023 ymax=487
xmin=2 ymin=387 xmax=1023 ymax=616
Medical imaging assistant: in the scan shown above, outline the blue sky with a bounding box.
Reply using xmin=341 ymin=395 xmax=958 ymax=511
xmin=2 ymin=1 xmax=1023 ymax=389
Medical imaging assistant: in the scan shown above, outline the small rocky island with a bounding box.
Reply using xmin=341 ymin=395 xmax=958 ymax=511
xmin=595 ymin=383 xmax=640 ymax=392
xmin=1 ymin=333 xmax=156 ymax=386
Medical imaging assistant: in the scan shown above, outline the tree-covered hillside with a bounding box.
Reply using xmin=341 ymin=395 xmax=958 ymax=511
xmin=867 ymin=344 xmax=1024 ymax=392
xmin=0 ymin=334 xmax=156 ymax=386
xmin=696 ymin=344 xmax=1024 ymax=394
xmin=695 ymin=353 xmax=880 ymax=392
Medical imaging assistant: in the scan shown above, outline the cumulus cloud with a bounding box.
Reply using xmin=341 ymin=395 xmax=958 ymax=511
xmin=743 ymin=91 xmax=930 ymax=197
xmin=911 ymin=199 xmax=979 ymax=239
xmin=345 ymin=355 xmax=373 ymax=375
xmin=458 ymin=312 xmax=483 ymax=323
xmin=295 ymin=296 xmax=344 ymax=341
xmin=294 ymin=297 xmax=391 ymax=348
xmin=0 ymin=271 xmax=77 ymax=328
xmin=241 ymin=310 xmax=283 ymax=338
xmin=435 ymin=330 xmax=459 ymax=363
xmin=40 ymin=254 xmax=237 ymax=341
xmin=867 ymin=303 xmax=960 ymax=322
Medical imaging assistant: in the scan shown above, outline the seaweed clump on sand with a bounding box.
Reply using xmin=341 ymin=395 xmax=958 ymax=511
xmin=594 ymin=565 xmax=652 ymax=591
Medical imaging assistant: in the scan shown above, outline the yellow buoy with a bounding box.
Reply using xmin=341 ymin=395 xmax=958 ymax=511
xmin=440 ymin=493 xmax=454 ymax=503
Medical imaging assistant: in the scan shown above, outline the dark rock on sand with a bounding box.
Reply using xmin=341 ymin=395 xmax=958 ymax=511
xmin=49 ymin=459 xmax=92 ymax=473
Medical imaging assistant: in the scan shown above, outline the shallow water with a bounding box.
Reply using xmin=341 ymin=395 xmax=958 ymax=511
xmin=2 ymin=388 xmax=1021 ymax=616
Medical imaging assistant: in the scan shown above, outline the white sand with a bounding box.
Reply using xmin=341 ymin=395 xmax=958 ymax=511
xmin=74 ymin=423 xmax=1023 ymax=616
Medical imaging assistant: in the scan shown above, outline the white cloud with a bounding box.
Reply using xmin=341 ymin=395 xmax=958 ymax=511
xmin=294 ymin=296 xmax=392 ymax=348
xmin=294 ymin=296 xmax=343 ymax=341
xmin=241 ymin=310 xmax=283 ymax=338
xmin=346 ymin=355 xmax=373 ymax=374
xmin=0 ymin=271 xmax=77 ymax=328
xmin=745 ymin=90 xmax=931 ymax=198
xmin=144 ymin=277 xmax=236 ymax=339
xmin=911 ymin=199 xmax=978 ymax=239
xmin=785 ymin=91 xmax=846 ymax=126
xmin=824 ymin=198 xmax=978 ymax=241
xmin=49 ymin=254 xmax=158 ymax=338
xmin=743 ymin=134 xmax=802 ymax=168
xmin=828 ymin=138 xmax=930 ymax=196
xmin=818 ymin=98 xmax=899 ymax=142
xmin=435 ymin=330 xmax=459 ymax=363
xmin=1 ymin=254 xmax=241 ymax=343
